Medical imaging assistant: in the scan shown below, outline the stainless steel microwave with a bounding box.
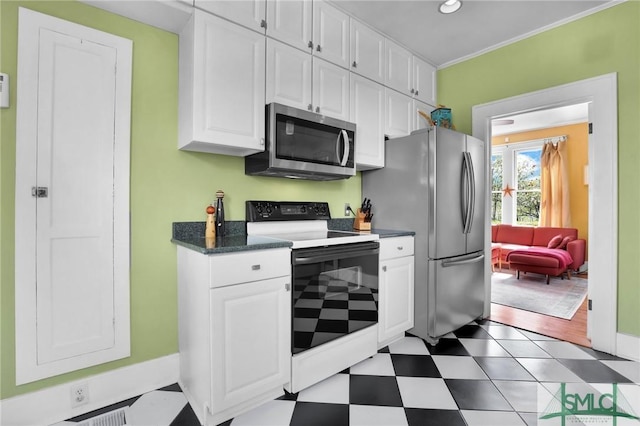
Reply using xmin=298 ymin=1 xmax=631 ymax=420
xmin=245 ymin=103 xmax=356 ymax=180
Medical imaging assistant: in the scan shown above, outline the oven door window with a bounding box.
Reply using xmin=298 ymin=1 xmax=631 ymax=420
xmin=291 ymin=242 xmax=378 ymax=354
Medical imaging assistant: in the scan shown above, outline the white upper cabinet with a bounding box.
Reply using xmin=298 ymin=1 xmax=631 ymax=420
xmin=179 ymin=10 xmax=266 ymax=156
xmin=351 ymin=73 xmax=384 ymax=170
xmin=267 ymin=39 xmax=349 ymax=120
xmin=386 ymin=39 xmax=437 ymax=106
xmin=350 ymin=19 xmax=385 ymax=83
xmin=413 ymin=56 xmax=437 ymax=105
xmin=385 ymin=88 xmax=413 ymax=138
xmin=312 ymin=0 xmax=350 ymax=68
xmin=385 ymin=39 xmax=412 ymax=95
xmin=266 ymin=38 xmax=312 ymax=111
xmin=195 ymin=0 xmax=267 ymax=33
xmin=313 ymin=57 xmax=350 ymax=120
xmin=267 ymin=0 xmax=312 ymax=53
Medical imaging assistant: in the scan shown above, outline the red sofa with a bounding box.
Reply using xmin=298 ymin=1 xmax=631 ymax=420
xmin=491 ymin=224 xmax=586 ymax=283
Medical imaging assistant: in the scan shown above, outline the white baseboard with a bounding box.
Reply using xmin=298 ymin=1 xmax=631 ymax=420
xmin=616 ymin=333 xmax=640 ymax=362
xmin=0 ymin=353 xmax=179 ymax=426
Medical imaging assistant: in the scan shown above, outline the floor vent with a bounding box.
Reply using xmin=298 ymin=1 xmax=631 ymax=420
xmin=76 ymin=407 xmax=128 ymax=426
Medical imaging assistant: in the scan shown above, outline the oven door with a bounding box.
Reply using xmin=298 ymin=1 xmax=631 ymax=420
xmin=291 ymin=241 xmax=379 ymax=354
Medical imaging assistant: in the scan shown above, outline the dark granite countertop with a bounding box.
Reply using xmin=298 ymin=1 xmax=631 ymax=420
xmin=172 ymin=220 xmax=413 ymax=255
xmin=172 ymin=221 xmax=291 ymax=254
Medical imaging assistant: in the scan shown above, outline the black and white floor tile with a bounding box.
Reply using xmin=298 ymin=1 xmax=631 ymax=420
xmin=58 ymin=320 xmax=640 ymax=426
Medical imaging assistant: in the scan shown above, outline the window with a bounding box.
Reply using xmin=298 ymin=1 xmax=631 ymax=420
xmin=492 ymin=141 xmax=542 ymax=226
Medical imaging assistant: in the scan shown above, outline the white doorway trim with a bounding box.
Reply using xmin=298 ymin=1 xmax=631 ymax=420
xmin=472 ymin=73 xmax=618 ymax=354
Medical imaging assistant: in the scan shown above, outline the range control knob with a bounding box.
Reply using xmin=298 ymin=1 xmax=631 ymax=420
xmin=300 ymin=205 xmax=307 ymax=214
xmin=265 ymin=204 xmax=273 ymax=215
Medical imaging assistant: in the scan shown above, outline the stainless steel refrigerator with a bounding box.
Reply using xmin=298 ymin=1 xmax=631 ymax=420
xmin=363 ymin=126 xmax=486 ymax=344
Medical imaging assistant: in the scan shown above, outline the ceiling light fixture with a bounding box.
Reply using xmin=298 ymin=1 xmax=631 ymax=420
xmin=439 ymin=0 xmax=462 ymax=14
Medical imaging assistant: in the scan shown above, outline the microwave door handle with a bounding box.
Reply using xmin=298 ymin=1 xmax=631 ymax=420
xmin=337 ymin=129 xmax=349 ymax=166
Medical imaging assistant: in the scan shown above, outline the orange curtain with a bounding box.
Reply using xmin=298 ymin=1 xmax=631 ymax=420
xmin=539 ymin=141 xmax=571 ymax=227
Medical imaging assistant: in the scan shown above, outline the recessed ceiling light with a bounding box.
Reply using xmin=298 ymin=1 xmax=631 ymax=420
xmin=439 ymin=0 xmax=462 ymax=14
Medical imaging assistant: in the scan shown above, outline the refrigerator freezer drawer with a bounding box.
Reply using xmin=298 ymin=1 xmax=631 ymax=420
xmin=427 ymin=252 xmax=485 ymax=339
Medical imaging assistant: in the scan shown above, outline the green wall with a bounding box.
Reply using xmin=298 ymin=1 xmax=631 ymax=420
xmin=437 ymin=2 xmax=640 ymax=336
xmin=0 ymin=1 xmax=361 ymax=399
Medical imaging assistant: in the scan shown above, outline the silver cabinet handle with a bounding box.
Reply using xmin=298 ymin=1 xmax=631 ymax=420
xmin=285 ymin=283 xmax=290 ymax=291
xmin=415 ymin=90 xmax=419 ymax=96
xmin=260 ymin=137 xmax=265 ymax=146
xmin=382 ymin=266 xmax=387 ymax=272
xmin=251 ymin=264 xmax=261 ymax=271
xmin=410 ymin=88 xmax=415 ymax=94
xmin=397 ymin=246 xmax=404 ymax=251
xmin=352 ymin=61 xmax=357 ymax=68
xmin=308 ymin=104 xmax=313 ymax=111
xmin=260 ymin=19 xmax=267 ymax=29
xmin=315 ymin=106 xmax=320 ymax=113
xmin=308 ymin=41 xmax=313 ymax=49
xmin=316 ymin=45 xmax=322 ymax=52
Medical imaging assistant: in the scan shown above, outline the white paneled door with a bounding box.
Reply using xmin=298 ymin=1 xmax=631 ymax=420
xmin=15 ymin=8 xmax=131 ymax=384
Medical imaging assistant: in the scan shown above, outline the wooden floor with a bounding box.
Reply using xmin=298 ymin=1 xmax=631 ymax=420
xmin=489 ymin=274 xmax=591 ymax=348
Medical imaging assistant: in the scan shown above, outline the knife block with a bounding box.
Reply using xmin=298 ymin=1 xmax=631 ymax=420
xmin=353 ymin=209 xmax=371 ymax=231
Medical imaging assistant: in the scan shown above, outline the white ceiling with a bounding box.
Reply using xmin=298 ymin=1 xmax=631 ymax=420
xmin=491 ymin=103 xmax=589 ymax=136
xmin=330 ymin=0 xmax=616 ymax=67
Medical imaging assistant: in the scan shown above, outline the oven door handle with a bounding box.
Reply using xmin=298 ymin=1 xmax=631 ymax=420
xmin=293 ymin=247 xmax=379 ymax=265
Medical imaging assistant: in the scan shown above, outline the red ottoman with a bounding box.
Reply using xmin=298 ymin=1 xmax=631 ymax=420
xmin=506 ymin=248 xmax=573 ymax=284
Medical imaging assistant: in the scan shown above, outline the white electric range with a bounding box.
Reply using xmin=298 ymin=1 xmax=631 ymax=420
xmin=246 ymin=200 xmax=380 ymax=393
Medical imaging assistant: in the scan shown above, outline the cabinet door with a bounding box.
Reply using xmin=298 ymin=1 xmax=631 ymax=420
xmin=379 ymin=256 xmax=415 ymax=344
xmin=413 ymin=99 xmax=434 ymax=131
xmin=196 ymin=0 xmax=266 ymax=33
xmin=180 ymin=11 xmax=266 ymax=155
xmin=313 ymin=57 xmax=349 ymax=120
xmin=385 ymin=39 xmax=412 ymax=95
xmin=267 ymin=0 xmax=312 ymax=52
xmin=413 ymin=56 xmax=436 ymax=105
xmin=349 ymin=19 xmax=384 ymax=82
xmin=385 ymin=88 xmax=413 ymax=138
xmin=210 ymin=276 xmax=291 ymax=412
xmin=350 ymin=73 xmax=385 ymax=170
xmin=312 ymin=0 xmax=349 ymax=68
xmin=266 ymin=38 xmax=312 ymax=111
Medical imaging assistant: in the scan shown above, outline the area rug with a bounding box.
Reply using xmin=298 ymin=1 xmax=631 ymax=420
xmin=491 ymin=271 xmax=588 ymax=319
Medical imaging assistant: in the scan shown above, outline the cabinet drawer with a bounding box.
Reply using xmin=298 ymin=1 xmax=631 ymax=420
xmin=379 ymin=236 xmax=414 ymax=260
xmin=210 ymin=248 xmax=291 ymax=288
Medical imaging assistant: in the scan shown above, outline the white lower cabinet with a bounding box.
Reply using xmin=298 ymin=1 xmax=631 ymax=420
xmin=378 ymin=236 xmax=415 ymax=348
xmin=178 ymin=247 xmax=291 ymax=425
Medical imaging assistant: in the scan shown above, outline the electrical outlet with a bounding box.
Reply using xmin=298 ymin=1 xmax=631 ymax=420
xmin=70 ymin=382 xmax=89 ymax=408
xmin=344 ymin=203 xmax=351 ymax=217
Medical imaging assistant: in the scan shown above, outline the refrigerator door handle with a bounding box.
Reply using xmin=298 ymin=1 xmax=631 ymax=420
xmin=465 ymin=151 xmax=476 ymax=234
xmin=460 ymin=154 xmax=469 ymax=231
xmin=461 ymin=152 xmax=473 ymax=234
xmin=442 ymin=253 xmax=485 ymax=267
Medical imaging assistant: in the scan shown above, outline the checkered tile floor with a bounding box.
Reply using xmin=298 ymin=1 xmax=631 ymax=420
xmin=61 ymin=320 xmax=640 ymax=426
